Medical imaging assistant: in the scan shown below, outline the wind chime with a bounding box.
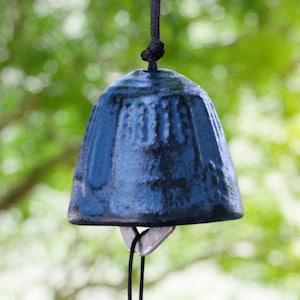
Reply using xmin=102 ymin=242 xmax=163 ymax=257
xmin=68 ymin=1 xmax=244 ymax=299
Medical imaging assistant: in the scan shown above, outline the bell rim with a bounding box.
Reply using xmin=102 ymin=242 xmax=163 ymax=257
xmin=68 ymin=210 xmax=244 ymax=227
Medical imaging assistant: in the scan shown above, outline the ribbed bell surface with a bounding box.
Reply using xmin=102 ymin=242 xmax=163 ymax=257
xmin=68 ymin=69 xmax=243 ymax=226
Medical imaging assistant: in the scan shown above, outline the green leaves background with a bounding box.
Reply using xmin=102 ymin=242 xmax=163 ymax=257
xmin=0 ymin=0 xmax=299 ymax=299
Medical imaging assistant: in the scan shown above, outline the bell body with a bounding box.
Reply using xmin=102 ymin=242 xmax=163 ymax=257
xmin=68 ymin=69 xmax=243 ymax=226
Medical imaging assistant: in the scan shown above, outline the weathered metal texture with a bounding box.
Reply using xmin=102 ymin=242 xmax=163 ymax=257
xmin=68 ymin=69 xmax=243 ymax=226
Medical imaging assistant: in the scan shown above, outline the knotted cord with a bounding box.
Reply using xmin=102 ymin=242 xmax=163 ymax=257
xmin=141 ymin=0 xmax=165 ymax=71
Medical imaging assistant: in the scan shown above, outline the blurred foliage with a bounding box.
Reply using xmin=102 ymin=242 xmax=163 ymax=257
xmin=0 ymin=0 xmax=300 ymax=299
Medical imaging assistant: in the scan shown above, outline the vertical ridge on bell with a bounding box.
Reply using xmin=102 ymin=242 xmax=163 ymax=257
xmin=68 ymin=69 xmax=243 ymax=226
xmin=189 ymin=94 xmax=242 ymax=217
xmin=172 ymin=97 xmax=184 ymax=144
xmin=69 ymin=94 xmax=122 ymax=221
xmin=88 ymin=96 xmax=121 ymax=189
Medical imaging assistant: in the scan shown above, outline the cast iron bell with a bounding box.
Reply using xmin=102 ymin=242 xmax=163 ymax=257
xmin=68 ymin=69 xmax=243 ymax=227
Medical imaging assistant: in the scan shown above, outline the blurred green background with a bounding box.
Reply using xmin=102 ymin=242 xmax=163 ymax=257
xmin=1 ymin=0 xmax=300 ymax=299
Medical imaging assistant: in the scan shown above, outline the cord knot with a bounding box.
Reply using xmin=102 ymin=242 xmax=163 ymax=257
xmin=140 ymin=0 xmax=164 ymax=72
xmin=141 ymin=40 xmax=165 ymax=71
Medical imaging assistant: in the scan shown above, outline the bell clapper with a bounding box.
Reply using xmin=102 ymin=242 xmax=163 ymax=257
xmin=120 ymin=226 xmax=175 ymax=256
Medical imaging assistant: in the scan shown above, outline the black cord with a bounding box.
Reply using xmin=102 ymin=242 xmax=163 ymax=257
xmin=128 ymin=233 xmax=140 ymax=300
xmin=139 ymin=256 xmax=146 ymax=300
xmin=141 ymin=0 xmax=165 ymax=71
xmin=128 ymin=229 xmax=148 ymax=300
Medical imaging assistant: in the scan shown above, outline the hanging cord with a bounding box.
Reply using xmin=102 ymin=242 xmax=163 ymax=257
xmin=141 ymin=0 xmax=165 ymax=71
xmin=128 ymin=229 xmax=149 ymax=300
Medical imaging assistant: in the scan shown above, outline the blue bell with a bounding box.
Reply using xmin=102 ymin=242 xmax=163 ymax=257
xmin=68 ymin=69 xmax=243 ymax=227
